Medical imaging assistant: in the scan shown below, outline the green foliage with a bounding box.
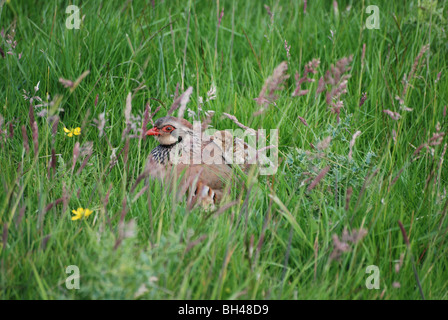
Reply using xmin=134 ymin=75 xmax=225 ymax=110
xmin=0 ymin=0 xmax=447 ymax=300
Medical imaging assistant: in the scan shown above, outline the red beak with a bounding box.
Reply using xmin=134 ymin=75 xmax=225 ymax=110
xmin=146 ymin=127 xmax=161 ymax=136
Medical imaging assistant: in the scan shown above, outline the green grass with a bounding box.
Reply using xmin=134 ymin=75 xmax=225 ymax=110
xmin=1 ymin=0 xmax=448 ymax=300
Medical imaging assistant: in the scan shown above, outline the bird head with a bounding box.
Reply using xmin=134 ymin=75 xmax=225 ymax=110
xmin=146 ymin=116 xmax=193 ymax=145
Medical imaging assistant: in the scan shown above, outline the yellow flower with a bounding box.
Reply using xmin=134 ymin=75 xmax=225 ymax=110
xmin=64 ymin=127 xmax=81 ymax=137
xmin=63 ymin=127 xmax=73 ymax=137
xmin=71 ymin=207 xmax=93 ymax=221
xmin=84 ymin=208 xmax=93 ymax=218
xmin=71 ymin=208 xmax=83 ymax=220
xmin=73 ymin=127 xmax=81 ymax=135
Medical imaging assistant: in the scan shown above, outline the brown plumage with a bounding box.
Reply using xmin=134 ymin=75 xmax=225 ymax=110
xmin=144 ymin=116 xmax=253 ymax=209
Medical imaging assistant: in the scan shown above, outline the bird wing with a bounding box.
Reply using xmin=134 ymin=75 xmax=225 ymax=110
xmin=206 ymin=130 xmax=257 ymax=172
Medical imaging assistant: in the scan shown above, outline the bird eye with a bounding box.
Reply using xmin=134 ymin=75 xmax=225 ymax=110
xmin=163 ymin=126 xmax=174 ymax=132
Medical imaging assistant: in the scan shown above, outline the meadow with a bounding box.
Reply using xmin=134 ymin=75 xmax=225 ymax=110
xmin=0 ymin=0 xmax=447 ymax=299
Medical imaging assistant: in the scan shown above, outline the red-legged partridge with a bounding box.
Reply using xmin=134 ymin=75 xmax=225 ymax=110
xmin=144 ymin=116 xmax=255 ymax=209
